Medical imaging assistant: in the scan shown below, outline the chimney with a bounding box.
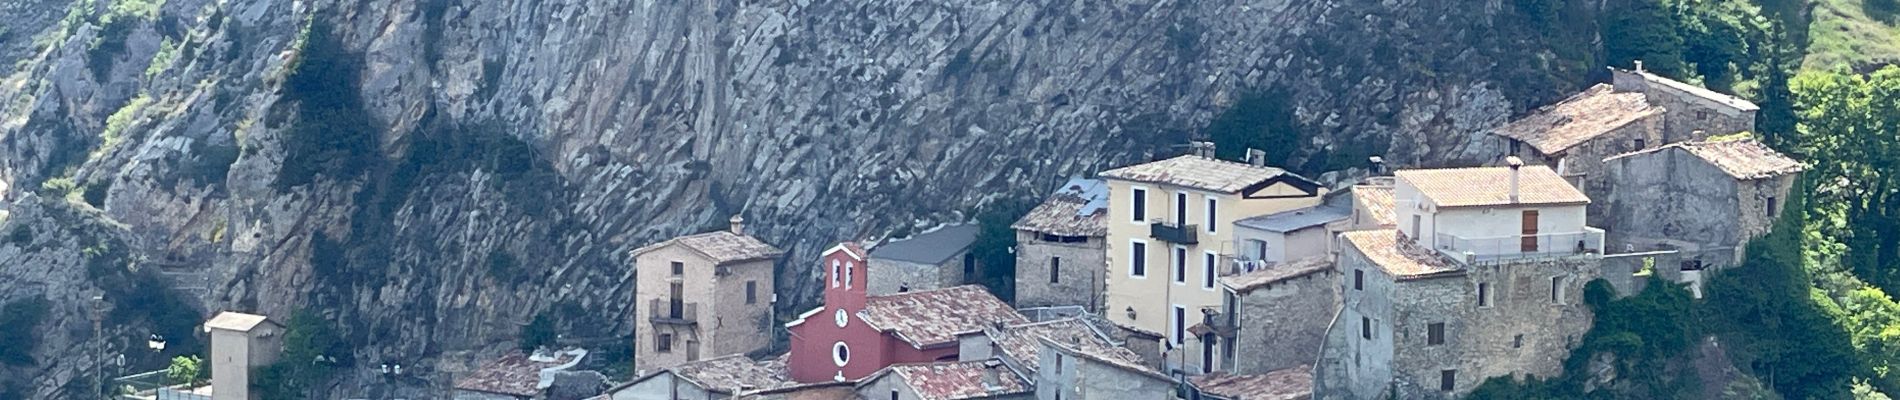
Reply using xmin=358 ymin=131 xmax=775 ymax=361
xmin=1506 ymin=156 xmax=1524 ymax=203
xmin=982 ymin=360 xmax=1005 ymax=391
xmin=1368 ymin=156 xmax=1386 ymax=176
xmin=1246 ymin=148 xmax=1268 ymax=166
xmin=728 ymin=214 xmax=746 ymax=236
xmin=1634 ymin=59 xmax=1644 ymax=73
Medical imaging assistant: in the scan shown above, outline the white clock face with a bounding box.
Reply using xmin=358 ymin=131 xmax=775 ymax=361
xmin=834 ymin=308 xmax=849 ymax=327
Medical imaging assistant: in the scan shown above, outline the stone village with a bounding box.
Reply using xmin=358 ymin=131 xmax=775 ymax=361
xmin=129 ymin=66 xmax=1806 ymax=400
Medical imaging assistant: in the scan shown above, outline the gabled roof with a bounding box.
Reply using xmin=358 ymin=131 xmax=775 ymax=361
xmin=631 ymin=230 xmax=784 ymax=264
xmin=1234 ymin=205 xmax=1350 ymax=233
xmin=1036 ymin=336 xmax=1170 ymax=381
xmin=825 ymin=242 xmax=869 ymax=262
xmin=1100 ymin=155 xmax=1311 ymax=194
xmin=1629 ymin=69 xmax=1759 ymax=111
xmin=860 ymin=361 xmax=1031 ymax=400
xmin=858 ymin=285 xmax=1028 ymax=348
xmin=1011 ymin=178 xmax=1109 ymax=237
xmin=608 ymin=354 xmax=792 ymax=396
xmin=1490 ymin=84 xmax=1663 ymax=155
xmin=1340 ymin=230 xmax=1459 ymax=281
xmin=1396 ymin=165 xmax=1589 ymax=208
xmin=1221 ymin=257 xmax=1334 ymax=294
xmin=978 ymin=318 xmax=1118 ymax=375
xmin=1189 ymin=366 xmax=1314 ymax=400
xmin=204 ymin=312 xmax=278 ymax=332
xmin=871 ymin=224 xmax=981 ymax=265
xmin=453 ymin=349 xmax=589 ymax=397
xmin=1606 ymin=138 xmax=1804 ymax=180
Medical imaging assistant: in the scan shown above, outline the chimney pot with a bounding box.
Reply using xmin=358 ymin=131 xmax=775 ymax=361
xmin=729 ymin=214 xmax=746 ymax=235
xmin=1635 ymin=60 xmax=1645 ymax=72
xmin=1369 ymin=156 xmax=1386 ymax=175
xmin=1505 ymin=156 xmax=1523 ymax=203
xmin=1246 ymin=148 xmax=1268 ymax=166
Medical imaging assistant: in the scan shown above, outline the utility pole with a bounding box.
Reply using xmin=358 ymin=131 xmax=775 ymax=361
xmin=92 ymin=295 xmax=104 ymax=400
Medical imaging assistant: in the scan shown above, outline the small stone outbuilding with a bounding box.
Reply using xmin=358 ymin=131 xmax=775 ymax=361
xmin=1602 ymin=138 xmax=1804 ymax=266
xmin=868 ymin=224 xmax=981 ymax=295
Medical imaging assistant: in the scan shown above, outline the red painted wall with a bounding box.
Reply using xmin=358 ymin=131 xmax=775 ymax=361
xmin=788 ymin=243 xmax=963 ymax=383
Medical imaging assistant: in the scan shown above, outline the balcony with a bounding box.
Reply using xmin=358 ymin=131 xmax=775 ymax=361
xmin=648 ymin=299 xmax=698 ymax=326
xmin=1150 ymin=222 xmax=1200 ymax=245
xmin=1228 ymin=257 xmax=1270 ymax=275
xmin=1433 ymin=227 xmax=1605 ymax=264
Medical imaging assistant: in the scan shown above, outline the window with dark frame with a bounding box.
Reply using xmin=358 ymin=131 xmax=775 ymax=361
xmin=657 ymin=333 xmax=673 ymax=353
xmin=1355 ymin=270 xmax=1364 ymax=290
xmin=1132 ymin=242 xmax=1147 ymax=277
xmin=1132 ymin=188 xmax=1147 ymax=222
xmin=1050 ymin=257 xmax=1062 ymax=284
xmin=1514 ymin=334 xmax=1524 ymax=348
xmin=1478 ymin=283 xmax=1490 ymax=307
xmin=1768 ymin=196 xmax=1779 ymax=216
xmin=1361 ymin=317 xmax=1371 ymax=340
xmin=745 ymin=281 xmax=757 ymax=304
xmin=1174 ymin=247 xmax=1187 ymax=284
xmin=1441 ymin=370 xmax=1457 ymax=391
xmin=670 ymin=261 xmax=683 ymax=276
xmin=1428 ymin=323 xmax=1445 ymax=345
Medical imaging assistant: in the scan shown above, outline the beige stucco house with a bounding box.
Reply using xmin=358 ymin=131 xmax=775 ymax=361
xmin=205 ymin=311 xmax=284 ymax=400
xmin=1098 ymin=152 xmax=1325 ymax=375
xmin=631 ymin=215 xmax=783 ymax=374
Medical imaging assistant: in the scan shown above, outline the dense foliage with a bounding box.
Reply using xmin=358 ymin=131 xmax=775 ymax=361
xmin=972 ymin=199 xmax=1033 ymax=303
xmin=253 ymin=310 xmax=349 ymax=399
xmin=167 ymin=355 xmax=206 ymax=386
xmin=275 ymin=20 xmax=378 ymax=189
xmin=520 ymin=312 xmax=557 ymax=353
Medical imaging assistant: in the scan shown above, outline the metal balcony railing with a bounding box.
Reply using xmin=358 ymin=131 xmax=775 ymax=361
xmin=648 ymin=299 xmax=698 ymax=325
xmin=1433 ymin=227 xmax=1606 ymax=264
xmin=1150 ymin=222 xmax=1199 ymax=244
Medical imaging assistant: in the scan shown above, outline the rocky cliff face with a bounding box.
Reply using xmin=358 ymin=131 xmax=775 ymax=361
xmin=0 ymin=0 xmax=1596 ymax=395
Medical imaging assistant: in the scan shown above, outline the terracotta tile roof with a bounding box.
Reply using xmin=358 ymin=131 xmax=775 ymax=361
xmin=876 ymin=361 xmax=1031 ymax=400
xmin=1609 ymin=138 xmax=1804 ymax=180
xmin=1190 ymin=367 xmax=1314 ymax=400
xmin=1340 ymin=230 xmax=1459 ymax=280
xmin=748 ymin=382 xmax=859 ymax=400
xmin=454 ymin=349 xmax=588 ymax=397
xmin=1100 ymin=155 xmax=1300 ymax=193
xmin=1396 ymin=165 xmax=1589 ymax=208
xmin=668 ymin=354 xmax=792 ymax=394
xmin=984 ymin=318 xmax=1118 ymax=375
xmin=860 ymin=285 xmax=1028 ymax=347
xmin=1351 ymin=179 xmax=1396 ymax=227
xmin=1011 ymin=179 xmax=1109 ymax=237
xmin=1221 ymin=257 xmax=1333 ymax=293
xmin=633 ymin=230 xmax=784 ymax=264
xmin=203 ymin=312 xmax=276 ymax=332
xmin=1037 ymin=336 xmax=1170 ymax=381
xmin=1490 ymin=84 xmax=1663 ymax=155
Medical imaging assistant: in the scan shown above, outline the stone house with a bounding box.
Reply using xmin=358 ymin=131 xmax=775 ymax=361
xmin=854 ymin=361 xmax=1034 ymax=400
xmin=1032 ymin=336 xmax=1175 ymax=400
xmin=204 ymin=312 xmax=283 ymax=400
xmin=1345 ymin=177 xmax=1396 ymax=231
xmin=1012 ymin=178 xmax=1109 ymax=311
xmin=1214 ymin=256 xmax=1337 ymax=375
xmin=1187 ymin=367 xmax=1314 ymax=400
xmin=631 ymin=215 xmax=784 ymax=373
xmin=1602 ymin=138 xmax=1805 ymax=266
xmin=1488 ymin=66 xmax=1759 ymax=213
xmin=1099 ymin=152 xmax=1326 ymax=376
xmin=868 ymin=224 xmax=982 ymax=295
xmin=954 ymin=317 xmax=1124 ymax=380
xmin=1314 ymin=163 xmax=1605 ymax=399
xmin=786 ymin=243 xmax=1027 ymax=383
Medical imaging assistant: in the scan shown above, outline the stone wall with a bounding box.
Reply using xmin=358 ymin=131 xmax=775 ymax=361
xmin=1567 ymin=115 xmax=1663 ymax=217
xmin=634 ymin=244 xmax=776 ymax=372
xmin=1613 ymin=70 xmax=1757 ymax=142
xmin=710 ymin=258 xmax=778 ymax=360
xmin=1013 ymin=231 xmax=1106 ymax=311
xmin=1232 ymin=269 xmax=1340 ymax=374
xmin=867 ymin=258 xmax=952 ymax=296
xmin=1035 ymin=342 xmax=1175 ymax=400
xmin=1601 ymin=146 xmax=1790 ymax=267
xmin=1386 ymin=257 xmax=1599 ymax=399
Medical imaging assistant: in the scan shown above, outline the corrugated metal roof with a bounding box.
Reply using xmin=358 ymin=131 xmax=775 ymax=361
xmin=871 ymin=224 xmax=980 ymax=265
xmin=1234 ymin=205 xmax=1350 ymax=233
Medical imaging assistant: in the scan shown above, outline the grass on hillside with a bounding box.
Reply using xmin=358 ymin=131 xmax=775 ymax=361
xmin=1805 ymin=0 xmax=1900 ymax=71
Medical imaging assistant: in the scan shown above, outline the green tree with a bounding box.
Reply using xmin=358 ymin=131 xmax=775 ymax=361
xmin=1603 ymin=0 xmax=1687 ymax=75
xmin=520 ymin=312 xmax=556 ymax=353
xmin=253 ymin=310 xmax=346 ymax=398
xmin=1206 ymin=91 xmax=1301 ymax=168
xmin=167 ymin=355 xmax=206 ymax=386
xmin=971 ymin=199 xmax=1033 ymax=303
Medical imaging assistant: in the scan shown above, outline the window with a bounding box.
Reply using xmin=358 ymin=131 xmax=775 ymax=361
xmin=1768 ymin=196 xmax=1779 ymax=216
xmin=670 ymin=261 xmax=684 ymax=276
xmin=1131 ymin=187 xmax=1148 ymax=223
xmin=1041 ymin=234 xmax=1088 ymax=243
xmin=1551 ymin=277 xmax=1566 ymax=304
xmin=1361 ymin=317 xmax=1372 ymax=339
xmin=1634 ymin=138 xmax=1646 ymax=149
xmin=846 ymin=261 xmax=855 ymax=289
xmin=1054 ymin=354 xmax=1064 ymax=374
xmin=657 ymin=333 xmax=673 ymax=353
xmin=832 ymin=342 xmax=851 ymax=367
xmin=1514 ymin=334 xmax=1524 ymax=348
xmin=1477 ymin=283 xmax=1490 ymax=307
xmin=745 ymin=281 xmax=758 ymax=304
xmin=1176 ymin=192 xmax=1189 ymax=225
xmin=1428 ymin=323 xmax=1445 ymax=345
xmin=1354 ymin=270 xmax=1364 ymax=291
xmin=1174 ymin=247 xmax=1188 ymax=284
xmin=1202 ymin=251 xmax=1217 ymax=290
xmin=1248 ymin=239 xmax=1268 ymax=261
xmin=891 ymin=390 xmax=899 ymax=400
xmin=1441 ymin=370 xmax=1457 ymax=391
xmin=964 ymin=253 xmax=976 ymax=277
xmin=1205 ymin=197 xmax=1218 ymax=234
xmin=830 ymin=260 xmax=841 ymax=288
xmin=1049 ymin=257 xmax=1062 ymax=284
xmin=1411 ymin=215 xmax=1423 ymax=241
xmin=1130 ymin=241 xmax=1148 ymax=277
xmin=1172 ymin=305 xmax=1187 ymax=345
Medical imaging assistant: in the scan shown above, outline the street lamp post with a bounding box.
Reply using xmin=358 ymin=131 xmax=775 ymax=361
xmin=93 ymin=296 xmax=105 ymax=400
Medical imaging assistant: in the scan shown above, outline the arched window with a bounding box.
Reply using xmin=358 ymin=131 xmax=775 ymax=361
xmin=845 ymin=261 xmax=855 ymax=289
xmin=831 ymin=260 xmax=841 ymax=288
